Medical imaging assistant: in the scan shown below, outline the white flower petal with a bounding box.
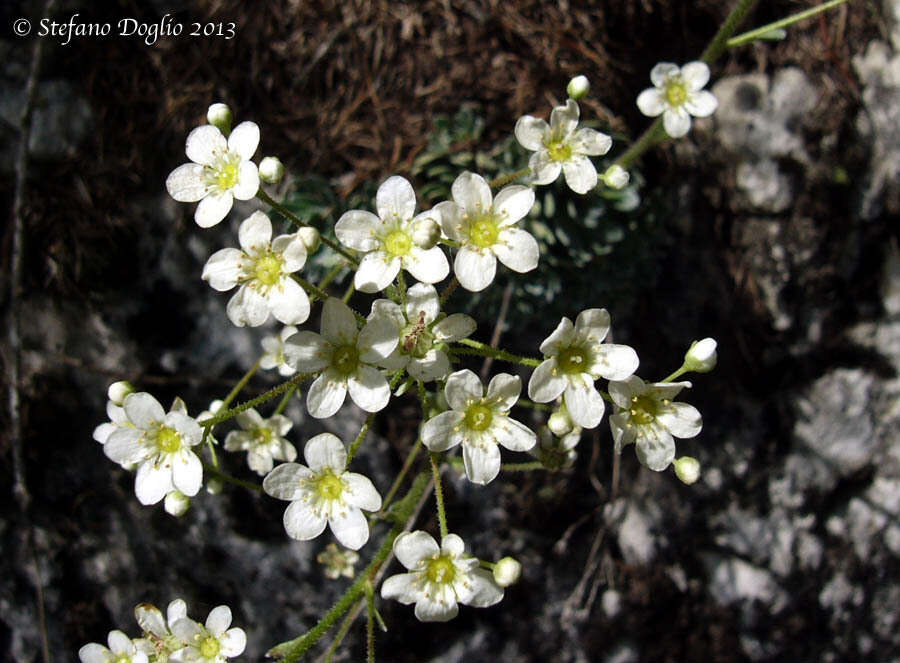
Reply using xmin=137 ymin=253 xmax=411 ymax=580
xmin=205 ymin=605 xmax=232 ymax=636
xmin=78 ymin=643 xmax=109 ymax=663
xmin=650 ymin=62 xmax=679 ymax=88
xmin=185 ymin=125 xmax=226 ymax=165
xmin=135 ymin=604 xmax=167 ymax=638
xmin=562 ymin=155 xmax=598 ymax=194
xmin=238 ymin=211 xmax=272 ymax=253
xmin=347 ymin=365 xmax=391 ymax=412
xmin=306 ymin=371 xmax=347 ymax=419
xmin=415 ymin=591 xmax=458 ymax=622
xmin=107 ymin=630 xmax=133 ymax=654
xmin=408 ymin=350 xmax=450 ymax=382
xmin=454 ymin=247 xmax=496 ymax=292
xmin=202 ymin=248 xmax=242 ymax=291
xmin=685 ymin=90 xmax=718 ymax=118
xmin=681 ymin=61 xmax=710 ymax=90
xmin=663 ymin=107 xmax=692 ymax=138
xmin=564 ymin=379 xmax=605 ymax=429
xmin=421 ymin=411 xmax=465 ymax=451
xmin=394 ymin=530 xmax=440 ymax=568
xmin=527 ymin=358 xmax=567 ymax=402
xmin=539 ymin=317 xmax=575 ymax=356
xmin=636 ymin=88 xmax=666 ymax=117
xmin=166 ymin=163 xmax=210 ymax=202
xmin=135 ymin=462 xmax=174 ymax=505
xmin=376 ymin=175 xmax=417 ymax=221
xmin=335 ymin=210 xmax=381 ymax=251
xmin=493 ymin=185 xmax=535 ymax=225
xmin=343 ymin=472 xmax=382 ymax=512
xmin=549 ymin=99 xmax=579 ymax=138
xmin=574 ymin=308 xmax=610 ymax=343
xmin=359 ymin=312 xmax=400 ymax=363
xmin=172 ymin=451 xmax=202 ymax=496
xmin=492 ymin=415 xmax=536 ymax=452
xmin=283 ymin=500 xmax=328 ymax=540
xmin=405 ymin=283 xmax=440 ymax=323
xmin=171 ymin=616 xmax=202 ymax=644
xmin=380 ymin=573 xmax=420 ymax=603
xmin=610 ymin=411 xmax=636 ymax=454
xmin=635 ymin=424 xmax=676 ymax=471
xmin=304 ymin=432 xmax=347 ymax=472
xmin=485 ymin=373 xmax=521 ymax=411
xmin=227 ymin=121 xmax=260 ymax=159
xmin=590 ymin=343 xmax=639 ymax=381
xmin=657 ymin=402 xmax=702 ymax=438
xmin=435 ymin=201 xmax=462 ymax=241
xmin=432 ymin=313 xmax=476 ymax=342
xmin=445 ymin=369 xmax=484 ymax=411
xmin=220 ymin=628 xmax=247 ymax=656
xmin=451 ymin=172 xmax=492 ymax=213
xmin=463 ymin=568 xmax=504 ymax=607
xmin=329 ymin=506 xmax=369 ymax=550
xmin=462 ymin=440 xmax=502 ymax=485
xmin=266 ymin=278 xmax=311 ymax=326
xmin=321 ymin=297 xmax=358 ymax=346
xmin=404 ymin=246 xmax=449 ymax=284
xmin=104 ymin=428 xmax=146 ymax=465
xmin=194 ymin=190 xmax=234 ymax=228
xmin=494 ymin=228 xmax=539 ymax=273
xmin=124 ymin=392 xmax=165 ymax=428
xmin=528 ymin=150 xmax=562 ymax=185
xmin=232 ymin=161 xmax=260 ymax=200
xmin=569 ymin=127 xmax=612 ymax=156
xmin=226 ymin=286 xmax=270 ymax=327
xmin=283 ymin=331 xmax=330 ymax=372
xmin=514 ymin=115 xmax=549 ymax=151
xmin=441 ymin=534 xmax=465 ymax=557
xmin=263 ymin=463 xmax=313 ymax=500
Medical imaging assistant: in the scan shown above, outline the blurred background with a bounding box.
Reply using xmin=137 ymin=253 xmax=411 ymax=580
xmin=2 ymin=0 xmax=898 ymax=661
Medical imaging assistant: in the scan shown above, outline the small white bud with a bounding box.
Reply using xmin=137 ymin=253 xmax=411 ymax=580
xmin=567 ymin=75 xmax=590 ymax=100
xmin=206 ymin=478 xmax=224 ymax=495
xmin=411 ymin=217 xmax=441 ymax=250
xmin=673 ymin=456 xmax=701 ymax=485
xmin=259 ymin=156 xmax=285 ymax=184
xmin=297 ymin=227 xmax=321 ymax=254
xmin=684 ymin=337 xmax=717 ymax=373
xmin=164 ymin=490 xmax=191 ymax=517
xmin=206 ymin=103 xmax=233 ymax=135
xmin=602 ymin=165 xmax=630 ymax=190
xmin=493 ymin=557 xmax=522 ymax=587
xmin=548 ymin=409 xmax=573 ymax=437
xmin=107 ymin=381 xmax=135 ymax=406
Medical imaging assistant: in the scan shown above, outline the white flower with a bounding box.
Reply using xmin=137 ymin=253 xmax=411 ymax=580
xmin=263 ymin=432 xmax=382 ymax=550
xmin=370 ymin=283 xmax=476 ymax=382
xmin=103 ymin=393 xmax=204 ymax=505
xmin=380 ymin=531 xmax=503 ymax=622
xmin=335 ymin=176 xmax=449 ymax=293
xmin=421 ymin=369 xmax=536 ymax=484
xmin=514 ymin=99 xmax=612 ymax=194
xmin=203 ymin=211 xmax=310 ymax=328
xmin=169 ymin=605 xmax=246 ymax=663
xmin=530 ymin=426 xmax=581 ymax=471
xmin=283 ymin=297 xmax=398 ymax=418
xmin=135 ymin=599 xmax=189 ymax=660
xmin=608 ymin=376 xmax=702 ymax=471
xmin=93 ymin=399 xmax=133 ymax=448
xmin=435 ymin=172 xmax=538 ymax=292
xmin=636 ymin=61 xmax=718 ymax=138
xmin=317 ymin=542 xmax=360 ymax=579
xmin=166 ymin=122 xmax=260 ymax=228
xmin=528 ymin=309 xmax=638 ymax=429
xmin=684 ymin=337 xmax=717 ymax=373
xmin=260 ymin=326 xmax=299 ymax=376
xmin=79 ymin=630 xmax=148 ymax=663
xmin=224 ymin=407 xmax=297 ymax=475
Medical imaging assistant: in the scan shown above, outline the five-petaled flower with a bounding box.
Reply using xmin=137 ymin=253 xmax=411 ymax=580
xmin=636 ymin=61 xmax=718 ymax=138
xmin=421 ymin=369 xmax=536 ymax=484
xmin=514 ymin=99 xmax=612 ymax=194
xmin=380 ymin=531 xmax=504 ymax=622
xmin=224 ymin=407 xmax=297 ymax=475
xmin=370 ymin=283 xmax=476 ymax=381
xmin=335 ymin=175 xmax=449 ymax=293
xmin=103 ymin=393 xmax=204 ymax=505
xmin=608 ymin=376 xmax=702 ymax=471
xmin=260 ymin=325 xmax=299 ymax=376
xmin=79 ymin=630 xmax=148 ymax=663
xmin=203 ymin=211 xmax=311 ymax=328
xmin=166 ymin=121 xmax=260 ymax=228
xmin=435 ymin=171 xmax=538 ymax=292
xmin=168 ymin=605 xmax=246 ymax=663
xmin=283 ymin=297 xmax=398 ymax=418
xmin=528 ymin=309 xmax=638 ymax=429
xmin=263 ymin=432 xmax=383 ymax=550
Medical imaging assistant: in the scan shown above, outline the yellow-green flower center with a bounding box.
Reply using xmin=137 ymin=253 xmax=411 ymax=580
xmin=384 ymin=229 xmax=413 ymax=257
xmin=254 ymin=253 xmax=284 ymax=287
xmin=468 ymin=215 xmax=500 ymax=249
xmin=557 ymin=346 xmax=591 ymax=375
xmin=332 ymin=344 xmax=359 ymax=377
xmin=156 ymin=426 xmax=183 ymax=454
xmin=629 ymin=394 xmax=659 ymax=425
xmin=545 ymin=139 xmax=573 ymax=162
xmin=464 ymin=403 xmax=493 ymax=431
xmin=211 ymin=155 xmax=241 ymax=191
xmin=199 ymin=635 xmax=221 ymax=659
xmin=425 ymin=555 xmax=457 ymax=585
xmin=314 ymin=470 xmax=345 ymax=501
xmin=255 ymin=427 xmax=274 ymax=446
xmin=664 ymin=80 xmax=688 ymax=107
xmin=112 ymin=655 xmax=132 ymax=663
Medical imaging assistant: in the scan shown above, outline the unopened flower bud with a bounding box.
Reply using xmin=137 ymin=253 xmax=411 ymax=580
xmin=548 ymin=409 xmax=573 ymax=437
xmin=567 ymin=75 xmax=590 ymax=100
xmin=107 ymin=381 xmax=135 ymax=406
xmin=684 ymin=337 xmax=717 ymax=373
xmin=297 ymin=227 xmax=321 ymax=254
xmin=164 ymin=490 xmax=191 ymax=517
xmin=206 ymin=103 xmax=232 ymax=135
xmin=411 ymin=217 xmax=441 ymax=250
xmin=673 ymin=456 xmax=701 ymax=485
xmin=259 ymin=156 xmax=285 ymax=184
xmin=602 ymin=165 xmax=630 ymax=190
xmin=206 ymin=478 xmax=224 ymax=495
xmin=493 ymin=557 xmax=522 ymax=587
